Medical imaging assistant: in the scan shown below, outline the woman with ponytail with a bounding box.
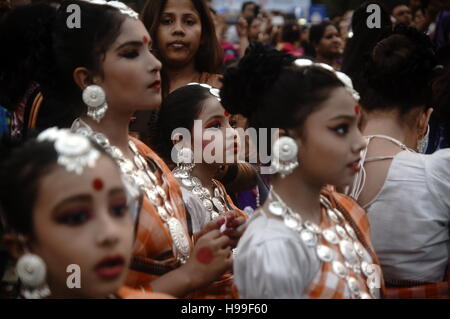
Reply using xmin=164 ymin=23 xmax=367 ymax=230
xmin=0 ymin=1 xmax=240 ymax=298
xmin=220 ymin=43 xmax=383 ymax=299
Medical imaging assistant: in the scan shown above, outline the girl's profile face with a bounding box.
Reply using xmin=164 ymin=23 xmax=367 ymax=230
xmin=156 ymin=0 xmax=202 ymax=68
xmin=30 ymin=155 xmax=134 ymax=298
xmin=99 ymin=17 xmax=162 ymax=113
xmin=193 ymin=96 xmax=239 ymax=165
xmin=295 ymin=87 xmax=366 ymax=188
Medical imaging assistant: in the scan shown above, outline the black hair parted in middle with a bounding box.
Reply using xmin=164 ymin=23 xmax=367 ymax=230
xmin=0 ymin=1 xmax=127 ymax=129
xmin=219 ymin=43 xmax=344 ymax=134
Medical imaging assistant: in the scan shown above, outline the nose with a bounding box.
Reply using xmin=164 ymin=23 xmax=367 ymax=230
xmin=96 ymin=214 xmax=120 ymax=248
xmin=352 ymin=130 xmax=368 ymax=154
xmin=148 ymin=52 xmax=162 ymax=73
xmin=172 ymin=19 xmax=185 ymax=36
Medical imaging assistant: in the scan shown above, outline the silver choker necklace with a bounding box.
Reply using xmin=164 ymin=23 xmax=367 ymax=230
xmin=267 ymin=189 xmax=381 ymax=299
xmin=173 ymin=167 xmax=230 ymax=221
xmin=72 ymin=118 xmax=190 ymax=264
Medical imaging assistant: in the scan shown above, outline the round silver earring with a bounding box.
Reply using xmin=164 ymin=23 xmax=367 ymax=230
xmin=82 ymin=85 xmax=108 ymax=123
xmin=173 ymin=147 xmax=195 ymax=179
xmin=417 ymin=125 xmax=430 ymax=154
xmin=271 ymin=136 xmax=299 ymax=178
xmin=16 ymin=253 xmax=51 ymax=299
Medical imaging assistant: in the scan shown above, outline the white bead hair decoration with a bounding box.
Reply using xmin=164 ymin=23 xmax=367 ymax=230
xmin=187 ymin=82 xmax=221 ymax=102
xmin=294 ymin=59 xmax=360 ymax=101
xmin=37 ymin=127 xmax=100 ymax=175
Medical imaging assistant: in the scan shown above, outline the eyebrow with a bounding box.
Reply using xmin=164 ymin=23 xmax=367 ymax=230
xmin=115 ymin=40 xmax=150 ymax=51
xmin=328 ymin=115 xmax=356 ymax=121
xmin=52 ymin=194 xmax=92 ymax=213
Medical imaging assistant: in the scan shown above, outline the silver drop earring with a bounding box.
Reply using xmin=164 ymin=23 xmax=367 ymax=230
xmin=271 ymin=136 xmax=299 ymax=178
xmin=172 ymin=147 xmax=195 ymax=179
xmin=16 ymin=253 xmax=51 ymax=299
xmin=82 ymin=85 xmax=108 ymax=123
xmin=417 ymin=125 xmax=430 ymax=154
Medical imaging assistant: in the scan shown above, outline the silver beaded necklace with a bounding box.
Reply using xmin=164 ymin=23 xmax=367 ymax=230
xmin=173 ymin=167 xmax=230 ymax=221
xmin=72 ymin=118 xmax=191 ymax=264
xmin=267 ymin=188 xmax=381 ymax=299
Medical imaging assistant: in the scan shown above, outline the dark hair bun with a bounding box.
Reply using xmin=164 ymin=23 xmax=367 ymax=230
xmin=364 ymin=25 xmax=437 ymax=110
xmin=220 ymin=43 xmax=296 ymax=118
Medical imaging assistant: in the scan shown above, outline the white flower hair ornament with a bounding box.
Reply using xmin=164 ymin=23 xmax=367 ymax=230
xmin=37 ymin=127 xmax=100 ymax=175
xmin=294 ymin=59 xmax=360 ymax=101
xmin=187 ymin=82 xmax=221 ymax=102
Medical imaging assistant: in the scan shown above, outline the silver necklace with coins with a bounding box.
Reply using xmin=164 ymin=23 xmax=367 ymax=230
xmin=267 ymin=189 xmax=381 ymax=299
xmin=72 ymin=118 xmax=190 ymax=264
xmin=173 ymin=167 xmax=230 ymax=221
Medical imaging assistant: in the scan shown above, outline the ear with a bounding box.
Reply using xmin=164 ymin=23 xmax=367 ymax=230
xmin=73 ymin=67 xmax=100 ymax=91
xmin=418 ymin=107 xmax=433 ymax=137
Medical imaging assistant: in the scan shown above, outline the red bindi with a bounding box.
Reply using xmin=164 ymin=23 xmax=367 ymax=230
xmin=143 ymin=36 xmax=149 ymax=44
xmin=354 ymin=104 xmax=360 ymax=115
xmin=92 ymin=178 xmax=104 ymax=191
xmin=196 ymin=247 xmax=214 ymax=264
xmin=224 ymin=111 xmax=230 ymax=117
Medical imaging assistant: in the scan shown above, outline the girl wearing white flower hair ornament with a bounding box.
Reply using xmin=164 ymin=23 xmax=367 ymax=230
xmin=0 ymin=127 xmax=173 ymax=299
xmin=0 ymin=0 xmax=234 ymax=298
xmin=220 ymin=43 xmax=384 ymax=299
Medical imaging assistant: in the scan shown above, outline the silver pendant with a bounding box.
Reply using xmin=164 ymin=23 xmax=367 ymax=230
xmin=157 ymin=206 xmax=170 ymax=221
xmin=322 ymin=229 xmax=339 ymax=245
xmin=353 ymin=264 xmax=362 ymax=274
xmin=332 ymin=260 xmax=348 ymax=278
xmin=173 ymin=169 xmax=189 ymax=179
xmin=304 ymin=221 xmax=321 ymax=234
xmin=370 ymin=287 xmax=380 ymax=299
xmin=335 ymin=225 xmax=349 ymax=240
xmin=366 ymin=273 xmax=380 ymax=289
xmin=203 ymin=199 xmax=214 ymax=211
xmin=353 ymin=241 xmax=366 ymax=259
xmin=214 ymin=187 xmax=221 ymax=198
xmin=339 ymin=240 xmax=358 ymax=263
xmin=202 ymin=188 xmax=211 ymax=198
xmin=212 ymin=197 xmax=225 ymax=213
xmin=268 ymin=201 xmax=285 ymax=216
xmin=284 ymin=214 xmax=300 ymax=230
xmin=361 ymin=262 xmax=375 ymax=277
xmin=344 ymin=223 xmax=357 ymax=240
xmin=316 ymin=245 xmax=333 ymax=262
xmin=211 ymin=212 xmax=220 ymax=220
xmin=167 ymin=217 xmax=190 ymax=259
xmin=182 ymin=178 xmax=193 ymax=187
xmin=300 ymin=229 xmax=318 ymax=247
xmin=192 ymin=187 xmax=203 ymax=197
xmin=327 ymin=209 xmax=340 ymax=224
xmin=347 ymin=276 xmax=361 ymax=297
xmin=156 ymin=185 xmax=166 ymax=200
xmin=191 ymin=177 xmax=201 ymax=187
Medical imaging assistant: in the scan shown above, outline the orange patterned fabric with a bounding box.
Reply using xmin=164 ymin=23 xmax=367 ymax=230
xmin=117 ymin=286 xmax=175 ymax=299
xmin=125 ymin=137 xmax=192 ymax=290
xmin=303 ymin=187 xmax=385 ymax=299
